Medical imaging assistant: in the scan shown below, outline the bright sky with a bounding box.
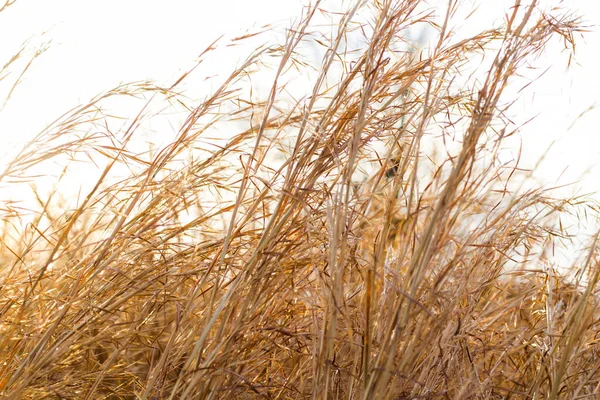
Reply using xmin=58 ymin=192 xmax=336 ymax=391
xmin=0 ymin=0 xmax=598 ymax=195
xmin=0 ymin=0 xmax=302 ymax=138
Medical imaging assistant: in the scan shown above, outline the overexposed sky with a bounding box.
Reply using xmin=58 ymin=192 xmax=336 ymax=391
xmin=0 ymin=0 xmax=598 ymax=195
xmin=0 ymin=0 xmax=303 ymax=138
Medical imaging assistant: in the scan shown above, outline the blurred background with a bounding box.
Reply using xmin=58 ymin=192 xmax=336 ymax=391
xmin=0 ymin=0 xmax=597 ymax=194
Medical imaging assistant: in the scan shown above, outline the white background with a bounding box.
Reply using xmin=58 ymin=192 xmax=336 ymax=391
xmin=0 ymin=0 xmax=598 ymax=194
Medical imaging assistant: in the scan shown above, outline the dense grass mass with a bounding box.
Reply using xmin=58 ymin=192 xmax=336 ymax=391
xmin=0 ymin=0 xmax=598 ymax=398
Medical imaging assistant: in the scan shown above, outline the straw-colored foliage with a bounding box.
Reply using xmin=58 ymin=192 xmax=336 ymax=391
xmin=0 ymin=0 xmax=597 ymax=398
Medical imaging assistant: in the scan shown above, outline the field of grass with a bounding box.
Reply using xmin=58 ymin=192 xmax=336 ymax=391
xmin=0 ymin=0 xmax=598 ymax=398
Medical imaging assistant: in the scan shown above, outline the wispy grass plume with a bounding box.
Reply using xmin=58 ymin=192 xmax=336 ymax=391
xmin=0 ymin=0 xmax=597 ymax=399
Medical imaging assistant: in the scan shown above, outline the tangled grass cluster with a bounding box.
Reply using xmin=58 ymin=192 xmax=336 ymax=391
xmin=0 ymin=0 xmax=598 ymax=398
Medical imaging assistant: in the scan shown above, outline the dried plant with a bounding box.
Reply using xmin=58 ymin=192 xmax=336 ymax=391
xmin=0 ymin=0 xmax=597 ymax=399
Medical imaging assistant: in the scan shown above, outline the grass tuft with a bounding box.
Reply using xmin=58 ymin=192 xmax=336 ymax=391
xmin=0 ymin=1 xmax=598 ymax=399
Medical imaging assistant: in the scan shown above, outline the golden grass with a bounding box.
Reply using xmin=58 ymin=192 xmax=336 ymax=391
xmin=0 ymin=0 xmax=598 ymax=398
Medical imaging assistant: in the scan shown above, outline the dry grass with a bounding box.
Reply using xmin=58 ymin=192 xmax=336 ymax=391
xmin=0 ymin=0 xmax=598 ymax=399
